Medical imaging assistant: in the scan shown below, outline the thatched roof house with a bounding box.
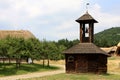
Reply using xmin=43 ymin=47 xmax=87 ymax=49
xmin=117 ymin=42 xmax=120 ymax=47
xmin=101 ymin=46 xmax=117 ymax=55
xmin=116 ymin=42 xmax=120 ymax=56
xmin=0 ymin=30 xmax=35 ymax=39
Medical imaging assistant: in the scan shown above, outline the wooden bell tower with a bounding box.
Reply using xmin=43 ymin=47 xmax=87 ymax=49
xmin=76 ymin=11 xmax=98 ymax=43
xmin=64 ymin=6 xmax=110 ymax=74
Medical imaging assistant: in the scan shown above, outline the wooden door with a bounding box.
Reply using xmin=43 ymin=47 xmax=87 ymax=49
xmin=87 ymin=55 xmax=98 ymax=73
xmin=66 ymin=55 xmax=75 ymax=73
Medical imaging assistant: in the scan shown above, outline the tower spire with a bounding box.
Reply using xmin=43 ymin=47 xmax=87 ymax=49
xmin=86 ymin=3 xmax=89 ymax=13
xmin=76 ymin=3 xmax=98 ymax=43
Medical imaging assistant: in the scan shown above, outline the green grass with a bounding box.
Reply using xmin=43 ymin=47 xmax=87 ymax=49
xmin=0 ymin=63 xmax=59 ymax=77
xmin=23 ymin=73 xmax=120 ymax=80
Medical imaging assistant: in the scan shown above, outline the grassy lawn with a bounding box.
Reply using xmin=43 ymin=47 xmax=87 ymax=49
xmin=22 ymin=56 xmax=120 ymax=80
xmin=1 ymin=56 xmax=120 ymax=80
xmin=0 ymin=63 xmax=59 ymax=77
xmin=108 ymin=56 xmax=120 ymax=73
xmin=22 ymin=73 xmax=120 ymax=80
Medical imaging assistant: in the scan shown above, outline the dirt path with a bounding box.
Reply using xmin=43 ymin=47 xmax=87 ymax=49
xmin=0 ymin=65 xmax=65 ymax=80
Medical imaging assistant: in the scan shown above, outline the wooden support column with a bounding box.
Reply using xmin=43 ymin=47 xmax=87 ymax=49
xmin=89 ymin=23 xmax=94 ymax=43
xmin=80 ymin=23 xmax=83 ymax=43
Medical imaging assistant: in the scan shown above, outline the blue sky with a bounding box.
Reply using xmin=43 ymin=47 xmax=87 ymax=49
xmin=0 ymin=0 xmax=120 ymax=41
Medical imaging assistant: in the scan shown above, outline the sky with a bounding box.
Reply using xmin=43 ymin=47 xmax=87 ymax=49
xmin=0 ymin=0 xmax=120 ymax=41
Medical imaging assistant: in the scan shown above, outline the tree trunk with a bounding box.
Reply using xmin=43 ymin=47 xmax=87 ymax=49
xmin=19 ymin=59 xmax=21 ymax=68
xmin=43 ymin=58 xmax=45 ymax=67
xmin=3 ymin=58 xmax=5 ymax=68
xmin=8 ymin=57 xmax=11 ymax=64
xmin=3 ymin=58 xmax=5 ymax=64
xmin=32 ymin=59 xmax=34 ymax=64
xmin=16 ymin=58 xmax=21 ymax=69
xmin=16 ymin=58 xmax=19 ymax=68
xmin=47 ymin=58 xmax=50 ymax=67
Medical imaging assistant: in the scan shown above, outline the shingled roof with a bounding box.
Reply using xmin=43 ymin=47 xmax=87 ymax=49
xmin=76 ymin=11 xmax=98 ymax=23
xmin=0 ymin=30 xmax=35 ymax=39
xmin=63 ymin=43 xmax=110 ymax=56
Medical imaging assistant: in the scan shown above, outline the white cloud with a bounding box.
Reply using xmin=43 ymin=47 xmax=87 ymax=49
xmin=0 ymin=0 xmax=84 ymax=19
xmin=56 ymin=20 xmax=74 ymax=31
xmin=0 ymin=0 xmax=84 ymax=29
xmin=54 ymin=20 xmax=79 ymax=40
xmin=40 ymin=0 xmax=84 ymax=14
xmin=89 ymin=3 xmax=120 ymax=33
xmin=0 ymin=0 xmax=120 ymax=40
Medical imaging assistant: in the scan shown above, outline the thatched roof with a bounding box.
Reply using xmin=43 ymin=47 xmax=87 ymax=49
xmin=0 ymin=30 xmax=35 ymax=39
xmin=117 ymin=42 xmax=120 ymax=47
xmin=116 ymin=42 xmax=120 ymax=55
xmin=76 ymin=11 xmax=98 ymax=23
xmin=100 ymin=47 xmax=111 ymax=53
xmin=63 ymin=43 xmax=110 ymax=56
xmin=101 ymin=46 xmax=117 ymax=55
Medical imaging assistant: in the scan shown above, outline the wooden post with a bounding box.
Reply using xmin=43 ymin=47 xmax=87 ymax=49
xmin=80 ymin=23 xmax=83 ymax=43
xmin=89 ymin=23 xmax=94 ymax=43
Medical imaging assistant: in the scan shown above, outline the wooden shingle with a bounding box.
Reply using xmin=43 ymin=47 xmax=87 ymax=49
xmin=76 ymin=12 xmax=98 ymax=23
xmin=63 ymin=43 xmax=110 ymax=56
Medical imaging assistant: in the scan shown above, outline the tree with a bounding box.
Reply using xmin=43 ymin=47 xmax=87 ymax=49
xmin=46 ymin=41 xmax=57 ymax=67
xmin=26 ymin=38 xmax=42 ymax=63
xmin=0 ymin=39 xmax=8 ymax=67
xmin=7 ymin=37 xmax=26 ymax=68
xmin=13 ymin=38 xmax=25 ymax=68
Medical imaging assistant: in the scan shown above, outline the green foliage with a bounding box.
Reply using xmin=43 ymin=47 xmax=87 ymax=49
xmin=0 ymin=37 xmax=68 ymax=68
xmin=57 ymin=39 xmax=79 ymax=49
xmin=0 ymin=39 xmax=8 ymax=58
xmin=94 ymin=27 xmax=120 ymax=47
xmin=0 ymin=35 xmax=80 ymax=68
xmin=0 ymin=37 xmax=41 ymax=68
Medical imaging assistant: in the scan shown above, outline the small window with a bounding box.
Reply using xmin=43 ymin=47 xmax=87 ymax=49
xmin=68 ymin=56 xmax=74 ymax=62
